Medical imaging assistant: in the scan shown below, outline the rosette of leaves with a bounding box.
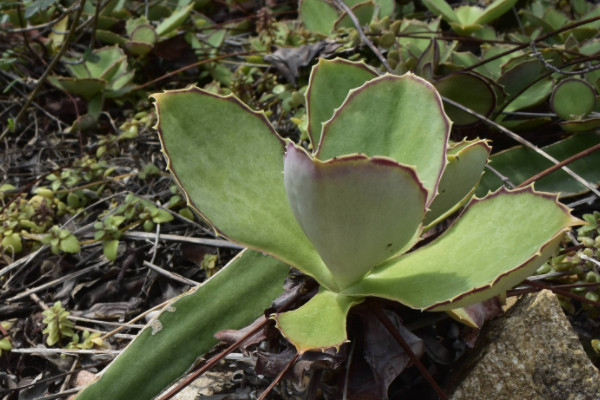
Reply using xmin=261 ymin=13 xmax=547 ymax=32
xmin=42 ymin=302 xmax=75 ymax=347
xmin=95 ymin=4 xmax=194 ymax=56
xmin=48 ymin=46 xmax=134 ymax=120
xmin=153 ymin=57 xmax=578 ymax=351
xmin=422 ymin=0 xmax=518 ymax=35
xmin=41 ymin=225 xmax=81 ymax=255
xmin=75 ymin=59 xmax=579 ymax=399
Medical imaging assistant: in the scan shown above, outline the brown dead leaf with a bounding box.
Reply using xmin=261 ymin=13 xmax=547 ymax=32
xmin=264 ymin=42 xmax=341 ymax=86
xmin=361 ymin=309 xmax=425 ymax=400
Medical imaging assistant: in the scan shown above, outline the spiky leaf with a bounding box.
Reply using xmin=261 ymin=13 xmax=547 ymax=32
xmin=275 ymin=288 xmax=363 ymax=353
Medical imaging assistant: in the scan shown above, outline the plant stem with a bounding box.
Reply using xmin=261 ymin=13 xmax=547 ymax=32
xmin=257 ymin=353 xmax=300 ymax=400
xmin=524 ymin=279 xmax=600 ymax=308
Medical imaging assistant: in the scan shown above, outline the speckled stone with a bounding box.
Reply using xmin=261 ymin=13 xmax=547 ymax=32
xmin=171 ymin=370 xmax=235 ymax=399
xmin=447 ymin=290 xmax=600 ymax=400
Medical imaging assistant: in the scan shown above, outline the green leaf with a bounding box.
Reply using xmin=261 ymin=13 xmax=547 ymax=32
xmin=299 ymin=0 xmax=339 ymax=35
xmin=47 ymin=329 xmax=59 ymax=346
xmin=275 ymin=288 xmax=363 ymax=354
xmin=76 ymin=249 xmax=290 ymax=400
xmin=0 ymin=337 xmax=12 ymax=353
xmin=334 ymin=1 xmax=376 ymax=30
xmin=95 ymin=29 xmax=127 ymax=45
xmin=59 ymin=234 xmax=81 ymax=254
xmin=152 ymin=88 xmax=336 ymax=290
xmin=155 ymin=3 xmax=194 ymax=36
xmin=306 ymin=58 xmax=377 ymax=147
xmin=560 ymin=118 xmax=600 ymax=133
xmin=2 ymin=233 xmax=22 ymax=253
xmin=551 ymin=78 xmax=596 ymax=120
xmin=503 ymin=78 xmax=553 ymax=112
xmin=345 ymin=187 xmax=580 ymax=310
xmin=103 ymin=239 xmax=119 ymax=261
xmin=434 ymin=72 xmax=496 ymax=125
xmin=475 ymin=0 xmax=518 ymax=25
xmin=48 ymin=77 xmax=106 ymax=100
xmin=424 ymin=139 xmax=491 ymax=227
xmin=84 ymin=46 xmax=126 ymax=82
xmin=421 ymin=0 xmax=460 ymax=24
xmin=498 ymin=60 xmax=546 ymax=102
xmin=129 ymin=24 xmax=157 ymax=45
xmin=375 ymin=0 xmax=395 ymax=17
xmin=477 ymin=133 xmax=600 ymax=197
xmin=317 ymin=74 xmax=450 ymax=205
xmin=284 ymin=143 xmax=427 ymax=289
xmin=454 ymin=5 xmax=485 ymax=26
xmin=152 ymin=209 xmax=174 ymax=224
xmin=124 ymin=41 xmax=154 ymax=56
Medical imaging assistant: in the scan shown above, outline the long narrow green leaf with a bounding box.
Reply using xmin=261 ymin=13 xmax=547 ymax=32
xmin=76 ymin=250 xmax=289 ymax=400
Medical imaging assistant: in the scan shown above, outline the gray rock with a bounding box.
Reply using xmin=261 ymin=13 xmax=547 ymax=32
xmin=447 ymin=290 xmax=600 ymax=400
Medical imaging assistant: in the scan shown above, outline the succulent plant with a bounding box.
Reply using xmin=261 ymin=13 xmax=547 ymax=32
xmin=300 ymin=0 xmax=395 ymax=35
xmin=75 ymin=58 xmax=580 ymax=399
xmin=422 ymin=0 xmax=518 ymax=35
xmin=152 ymin=58 xmax=578 ymax=351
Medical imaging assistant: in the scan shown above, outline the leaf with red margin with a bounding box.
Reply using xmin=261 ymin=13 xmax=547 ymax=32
xmin=274 ymin=288 xmax=363 ymax=354
xmin=284 ymin=143 xmax=427 ymax=289
xmin=317 ymin=73 xmax=451 ymax=206
xmin=343 ymin=187 xmax=582 ymax=310
xmin=424 ymin=138 xmax=491 ymax=228
xmin=306 ymin=58 xmax=377 ymax=147
xmin=152 ymin=88 xmax=336 ymax=290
